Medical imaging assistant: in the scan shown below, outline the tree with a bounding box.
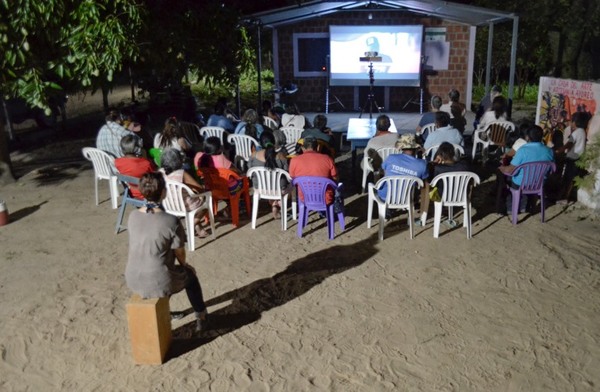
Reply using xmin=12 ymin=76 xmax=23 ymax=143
xmin=132 ymin=0 xmax=254 ymax=98
xmin=472 ymin=0 xmax=600 ymax=93
xmin=0 ymin=0 xmax=143 ymax=184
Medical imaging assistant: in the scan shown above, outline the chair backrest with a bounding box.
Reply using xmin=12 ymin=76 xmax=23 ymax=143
xmin=486 ymin=121 xmax=515 ymax=147
xmin=365 ymin=147 xmax=398 ymax=172
xmin=82 ymin=147 xmax=116 ymax=179
xmin=292 ymin=176 xmax=338 ymax=210
xmin=179 ymin=121 xmax=202 ymax=146
xmin=510 ymin=161 xmax=556 ymax=194
xmin=263 ymin=116 xmax=278 ymax=130
xmin=197 ymin=167 xmax=242 ymax=199
xmin=377 ymin=147 xmax=399 ymax=163
xmin=163 ymin=180 xmax=193 ymax=216
xmin=375 ymin=175 xmax=423 ymax=206
xmin=431 ymin=171 xmax=481 ymax=205
xmin=280 ymin=127 xmax=303 ymax=146
xmin=200 ymin=126 xmax=226 ymax=143
xmin=424 ymin=144 xmax=464 ymax=161
xmin=116 ymin=173 xmax=141 ymax=198
xmin=420 ymin=123 xmax=436 ymax=136
xmin=247 ymin=167 xmax=291 ymax=196
xmin=227 ymin=134 xmax=259 ymax=161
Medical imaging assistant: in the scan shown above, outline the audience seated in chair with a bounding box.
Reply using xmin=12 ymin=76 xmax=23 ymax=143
xmin=234 ymin=108 xmax=265 ymax=140
xmin=248 ymin=131 xmax=291 ymax=219
xmin=195 ymin=136 xmax=244 ymax=220
xmin=423 ymin=111 xmax=464 ymax=152
xmin=554 ymin=111 xmax=590 ymax=203
xmin=281 ymin=104 xmax=307 ymax=129
xmin=262 ymin=99 xmax=281 ymax=129
xmin=301 ymin=114 xmax=333 ymax=145
xmin=194 ymin=136 xmax=239 ymax=173
xmin=114 ymin=135 xmax=156 ymax=200
xmin=380 ymin=134 xmax=430 ymax=225
xmin=476 ymin=95 xmax=508 ymax=135
xmin=206 ymin=98 xmax=237 ymax=132
xmin=416 ymin=95 xmax=442 ymax=140
xmin=160 ymin=148 xmax=211 ymax=238
xmin=475 ymin=85 xmax=502 ymax=128
xmin=440 ymin=88 xmax=466 ymax=119
xmin=96 ymin=108 xmax=142 ymax=158
xmin=290 ymin=137 xmax=338 ymax=205
xmin=449 ymin=103 xmax=467 ymax=135
xmin=154 ymin=116 xmax=192 ymax=153
xmin=430 ymin=142 xmax=471 ymax=197
xmin=497 ymin=125 xmax=554 ymax=214
xmin=365 ymin=115 xmax=399 ymax=170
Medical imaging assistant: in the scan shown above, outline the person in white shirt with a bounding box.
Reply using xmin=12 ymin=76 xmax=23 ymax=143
xmin=439 ymin=89 xmax=466 ymax=118
xmin=556 ymin=111 xmax=590 ymax=202
xmin=423 ymin=111 xmax=464 ymax=152
xmin=364 ymin=115 xmax=398 ymax=176
xmin=281 ymin=104 xmax=307 ymax=129
xmin=475 ymin=95 xmax=509 ymax=136
xmin=96 ymin=109 xmax=139 ymax=158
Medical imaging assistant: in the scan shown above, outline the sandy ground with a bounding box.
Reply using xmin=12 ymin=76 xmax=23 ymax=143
xmin=1 ymin=92 xmax=600 ymax=391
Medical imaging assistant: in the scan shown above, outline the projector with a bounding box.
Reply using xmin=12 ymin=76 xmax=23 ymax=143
xmin=364 ymin=51 xmax=379 ymax=57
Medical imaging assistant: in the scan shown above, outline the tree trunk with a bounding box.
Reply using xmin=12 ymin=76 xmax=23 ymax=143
xmin=101 ymin=83 xmax=110 ymax=112
xmin=0 ymin=122 xmax=16 ymax=185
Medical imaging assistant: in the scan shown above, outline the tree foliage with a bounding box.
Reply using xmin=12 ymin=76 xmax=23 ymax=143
xmin=1 ymin=0 xmax=143 ymax=110
xmin=0 ymin=0 xmax=143 ymax=183
xmin=472 ymin=0 xmax=600 ymax=95
xmin=133 ymin=0 xmax=254 ymax=94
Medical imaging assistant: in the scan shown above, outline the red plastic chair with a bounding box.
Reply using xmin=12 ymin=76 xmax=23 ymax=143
xmin=197 ymin=167 xmax=251 ymax=227
xmin=506 ymin=161 xmax=556 ymax=225
xmin=292 ymin=176 xmax=345 ymax=240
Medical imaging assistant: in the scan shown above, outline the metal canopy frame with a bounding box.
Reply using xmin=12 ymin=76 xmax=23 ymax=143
xmin=246 ymin=0 xmax=519 ymax=111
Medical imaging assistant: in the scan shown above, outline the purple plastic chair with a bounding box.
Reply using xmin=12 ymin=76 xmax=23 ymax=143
xmin=506 ymin=161 xmax=556 ymax=225
xmin=292 ymin=176 xmax=345 ymax=240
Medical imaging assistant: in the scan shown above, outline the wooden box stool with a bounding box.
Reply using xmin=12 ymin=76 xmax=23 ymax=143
xmin=126 ymin=294 xmax=172 ymax=365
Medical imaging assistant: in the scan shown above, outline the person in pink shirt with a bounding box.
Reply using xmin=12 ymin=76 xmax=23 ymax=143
xmin=194 ymin=136 xmax=236 ymax=171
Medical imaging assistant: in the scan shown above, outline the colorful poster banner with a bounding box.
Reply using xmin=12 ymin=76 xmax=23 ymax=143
xmin=536 ymin=77 xmax=600 ymax=145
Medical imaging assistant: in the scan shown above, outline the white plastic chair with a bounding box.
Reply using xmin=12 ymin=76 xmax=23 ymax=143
xmin=280 ymin=126 xmax=303 ymax=155
xmin=227 ymin=134 xmax=260 ymax=172
xmin=430 ymin=171 xmax=480 ymax=239
xmin=199 ymin=126 xmax=227 ymax=145
xmin=246 ymin=167 xmax=296 ymax=231
xmin=162 ymin=180 xmax=215 ymax=251
xmin=418 ymin=123 xmax=437 ymax=138
xmin=263 ymin=116 xmax=279 ymax=130
xmin=367 ymin=175 xmax=423 ymax=240
xmin=471 ymin=120 xmax=515 ymax=162
xmin=361 ymin=147 xmax=399 ymax=193
xmin=82 ymin=147 xmax=119 ymax=209
xmin=424 ymin=144 xmax=465 ymax=161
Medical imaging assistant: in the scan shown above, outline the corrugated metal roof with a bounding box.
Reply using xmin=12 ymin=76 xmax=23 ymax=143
xmin=248 ymin=0 xmax=517 ymax=27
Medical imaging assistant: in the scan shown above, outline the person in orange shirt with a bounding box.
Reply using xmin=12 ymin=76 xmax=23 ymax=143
xmin=289 ymin=137 xmax=338 ymax=204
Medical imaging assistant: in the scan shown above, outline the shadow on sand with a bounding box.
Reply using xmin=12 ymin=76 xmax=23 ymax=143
xmin=167 ymin=234 xmax=379 ymax=360
xmin=5 ymin=201 xmax=49 ymax=223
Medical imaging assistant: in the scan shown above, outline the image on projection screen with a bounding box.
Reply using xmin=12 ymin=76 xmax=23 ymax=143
xmin=329 ymin=25 xmax=423 ymax=87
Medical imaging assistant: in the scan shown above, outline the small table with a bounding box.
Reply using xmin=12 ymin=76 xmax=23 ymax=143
xmin=346 ymin=118 xmax=397 ymax=168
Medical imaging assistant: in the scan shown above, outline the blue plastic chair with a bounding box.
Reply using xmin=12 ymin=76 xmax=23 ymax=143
xmin=115 ymin=174 xmax=146 ymax=234
xmin=506 ymin=161 xmax=556 ymax=225
xmin=292 ymin=176 xmax=345 ymax=240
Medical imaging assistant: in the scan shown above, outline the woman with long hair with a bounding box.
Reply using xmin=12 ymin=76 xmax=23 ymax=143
xmin=477 ymin=95 xmax=508 ymax=132
xmin=248 ymin=131 xmax=290 ymax=219
xmin=154 ymin=116 xmax=191 ymax=152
